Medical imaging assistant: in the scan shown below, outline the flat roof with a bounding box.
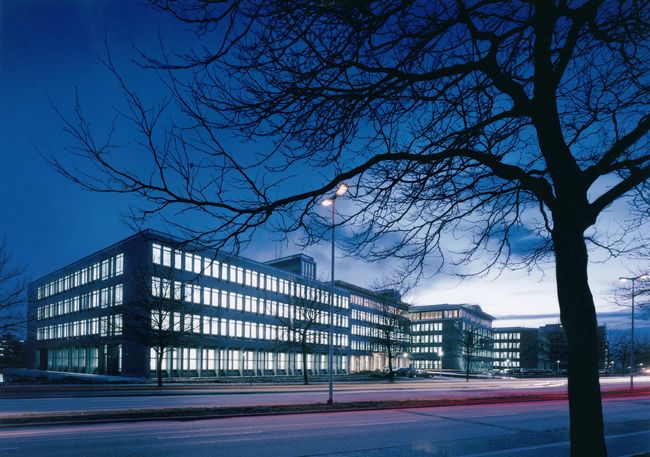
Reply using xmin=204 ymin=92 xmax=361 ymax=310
xmin=409 ymin=303 xmax=495 ymax=321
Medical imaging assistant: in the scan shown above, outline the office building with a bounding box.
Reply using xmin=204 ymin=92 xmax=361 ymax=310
xmin=540 ymin=323 xmax=608 ymax=372
xmin=492 ymin=327 xmax=550 ymax=371
xmin=26 ymin=230 xmax=407 ymax=379
xmin=408 ymin=304 xmax=494 ymax=372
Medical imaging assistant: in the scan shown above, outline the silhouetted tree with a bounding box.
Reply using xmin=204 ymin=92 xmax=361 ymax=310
xmin=125 ymin=265 xmax=200 ymax=387
xmin=48 ymin=2 xmax=650 ymax=454
xmin=454 ymin=322 xmax=493 ymax=381
xmin=609 ymin=333 xmax=650 ymax=374
xmin=0 ymin=239 xmax=25 ymax=335
xmin=273 ymin=295 xmax=328 ymax=385
xmin=371 ymin=289 xmax=411 ymax=382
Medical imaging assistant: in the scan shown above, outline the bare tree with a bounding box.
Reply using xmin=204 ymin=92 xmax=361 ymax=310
xmin=609 ymin=333 xmax=650 ymax=374
xmin=48 ymin=1 xmax=650 ymax=454
xmin=453 ymin=322 xmax=493 ymax=381
xmin=125 ymin=265 xmax=199 ymax=387
xmin=0 ymin=239 xmax=26 ymax=335
xmin=273 ymin=295 xmax=328 ymax=385
xmin=371 ymin=289 xmax=411 ymax=382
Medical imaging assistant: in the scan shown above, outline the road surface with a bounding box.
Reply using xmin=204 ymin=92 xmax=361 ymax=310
xmin=0 ymin=396 xmax=648 ymax=456
xmin=2 ymin=377 xmax=648 ymax=417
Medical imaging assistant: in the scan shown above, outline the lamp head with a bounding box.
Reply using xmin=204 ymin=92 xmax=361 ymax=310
xmin=321 ymin=198 xmax=334 ymax=207
xmin=335 ymin=183 xmax=349 ymax=196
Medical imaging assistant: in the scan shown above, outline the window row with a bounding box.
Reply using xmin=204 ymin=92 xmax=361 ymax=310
xmin=152 ymin=243 xmax=348 ymax=308
xmin=412 ymin=334 xmax=443 ymax=344
xmin=150 ymin=312 xmax=349 ymax=347
xmin=151 ymin=347 xmax=348 ymax=373
xmin=412 ymin=346 xmax=443 ymax=354
xmin=37 ymin=254 xmax=123 ymax=300
xmin=494 ymin=341 xmax=520 ymax=349
xmin=494 ymin=332 xmax=521 ymax=340
xmin=494 ymin=352 xmax=521 ymax=360
xmin=350 ymin=340 xmax=385 ymax=352
xmin=37 ymin=285 xmax=123 ymax=320
xmin=494 ymin=360 xmax=521 ymax=367
xmin=413 ymin=360 xmax=442 ymax=369
xmin=151 ymin=277 xmax=349 ymax=327
xmin=36 ymin=314 xmax=122 ymax=340
xmin=411 ymin=322 xmax=443 ymax=332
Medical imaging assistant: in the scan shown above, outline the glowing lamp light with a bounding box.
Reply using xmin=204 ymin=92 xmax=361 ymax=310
xmin=321 ymin=198 xmax=334 ymax=207
xmin=335 ymin=183 xmax=349 ymax=196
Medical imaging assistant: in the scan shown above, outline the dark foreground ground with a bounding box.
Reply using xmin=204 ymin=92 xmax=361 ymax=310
xmin=1 ymin=395 xmax=648 ymax=457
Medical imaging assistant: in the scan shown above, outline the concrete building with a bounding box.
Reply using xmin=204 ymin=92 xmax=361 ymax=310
xmin=408 ymin=304 xmax=494 ymax=373
xmin=26 ymin=230 xmax=408 ymax=379
xmin=492 ymin=327 xmax=550 ymax=371
xmin=540 ymin=323 xmax=608 ymax=372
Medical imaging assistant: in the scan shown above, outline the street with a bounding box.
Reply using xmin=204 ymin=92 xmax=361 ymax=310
xmin=1 ymin=377 xmax=648 ymax=417
xmin=1 ymin=396 xmax=648 ymax=456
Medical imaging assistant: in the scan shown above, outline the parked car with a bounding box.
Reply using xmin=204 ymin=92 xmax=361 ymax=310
xmin=394 ymin=367 xmax=417 ymax=378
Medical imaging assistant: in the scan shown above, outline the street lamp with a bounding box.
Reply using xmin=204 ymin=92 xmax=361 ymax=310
xmin=321 ymin=182 xmax=348 ymax=405
xmin=556 ymin=360 xmax=561 ymax=376
xmin=619 ymin=274 xmax=649 ymax=390
xmin=438 ymin=350 xmax=444 ymax=377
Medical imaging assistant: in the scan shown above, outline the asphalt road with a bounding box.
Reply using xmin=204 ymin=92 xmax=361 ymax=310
xmin=1 ymin=396 xmax=648 ymax=457
xmin=1 ymin=377 xmax=648 ymax=416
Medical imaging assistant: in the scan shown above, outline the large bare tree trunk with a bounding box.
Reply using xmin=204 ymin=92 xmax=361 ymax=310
xmin=554 ymin=226 xmax=606 ymax=456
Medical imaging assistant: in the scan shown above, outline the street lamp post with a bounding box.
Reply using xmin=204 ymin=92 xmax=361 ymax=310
xmin=556 ymin=360 xmax=560 ymax=376
xmin=619 ymin=274 xmax=649 ymax=390
xmin=438 ymin=350 xmax=444 ymax=377
xmin=322 ymin=183 xmax=348 ymax=405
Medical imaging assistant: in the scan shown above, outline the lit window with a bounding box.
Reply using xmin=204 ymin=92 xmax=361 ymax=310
xmin=174 ymin=250 xmax=183 ymax=269
xmin=115 ymin=254 xmax=124 ymax=275
xmin=152 ymin=244 xmax=162 ymax=264
xmin=152 ymin=277 xmax=162 ymax=297
xmin=162 ymin=247 xmax=172 ymax=267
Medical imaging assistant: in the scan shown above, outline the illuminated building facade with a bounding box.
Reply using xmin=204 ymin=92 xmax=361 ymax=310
xmin=26 ymin=230 xmax=407 ymax=379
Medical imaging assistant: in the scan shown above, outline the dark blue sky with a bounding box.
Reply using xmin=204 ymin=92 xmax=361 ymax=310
xmin=0 ymin=1 xmax=180 ymax=281
xmin=0 ymin=1 xmax=646 ymax=331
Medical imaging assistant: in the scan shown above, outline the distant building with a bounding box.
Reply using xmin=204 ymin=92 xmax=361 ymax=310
xmin=0 ymin=333 xmax=25 ymax=368
xmin=493 ymin=327 xmax=550 ymax=371
xmin=26 ymin=230 xmax=407 ymax=379
xmin=540 ymin=323 xmax=608 ymax=372
xmin=408 ymin=304 xmax=494 ymax=372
